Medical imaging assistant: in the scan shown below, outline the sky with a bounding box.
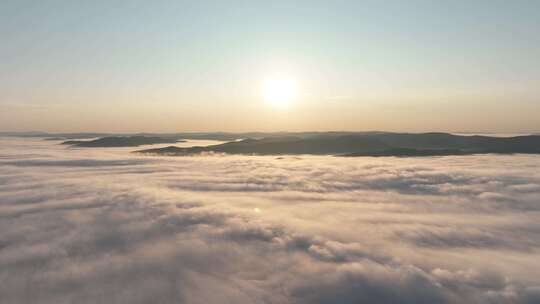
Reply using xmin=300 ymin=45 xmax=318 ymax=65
xmin=1 ymin=0 xmax=539 ymax=133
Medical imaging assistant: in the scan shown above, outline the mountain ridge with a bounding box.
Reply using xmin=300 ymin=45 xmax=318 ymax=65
xmin=135 ymin=132 xmax=540 ymax=157
xmin=62 ymin=136 xmax=184 ymax=147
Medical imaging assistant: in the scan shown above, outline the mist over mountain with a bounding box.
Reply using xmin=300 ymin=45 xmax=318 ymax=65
xmin=3 ymin=0 xmax=540 ymax=302
xmin=2 ymin=137 xmax=540 ymax=304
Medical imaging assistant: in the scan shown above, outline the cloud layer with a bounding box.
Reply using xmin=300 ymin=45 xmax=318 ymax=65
xmin=1 ymin=138 xmax=540 ymax=303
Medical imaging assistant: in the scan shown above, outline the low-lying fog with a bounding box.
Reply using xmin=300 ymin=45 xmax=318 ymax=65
xmin=1 ymin=137 xmax=539 ymax=303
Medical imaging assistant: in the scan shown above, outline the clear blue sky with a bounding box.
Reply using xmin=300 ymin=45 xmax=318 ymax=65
xmin=1 ymin=0 xmax=539 ymax=132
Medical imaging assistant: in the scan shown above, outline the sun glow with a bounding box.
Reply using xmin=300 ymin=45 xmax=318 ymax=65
xmin=261 ymin=77 xmax=298 ymax=107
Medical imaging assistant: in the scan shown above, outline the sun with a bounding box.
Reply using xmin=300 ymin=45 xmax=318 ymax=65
xmin=261 ymin=77 xmax=298 ymax=107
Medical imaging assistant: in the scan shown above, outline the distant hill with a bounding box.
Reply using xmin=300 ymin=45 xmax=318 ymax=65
xmin=0 ymin=132 xmax=111 ymax=139
xmin=1 ymin=131 xmax=391 ymax=141
xmin=136 ymin=133 xmax=540 ymax=156
xmin=63 ymin=136 xmax=184 ymax=147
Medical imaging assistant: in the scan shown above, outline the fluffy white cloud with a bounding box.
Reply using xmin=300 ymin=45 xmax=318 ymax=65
xmin=1 ymin=138 xmax=539 ymax=303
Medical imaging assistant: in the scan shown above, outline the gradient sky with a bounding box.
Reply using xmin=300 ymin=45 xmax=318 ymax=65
xmin=1 ymin=0 xmax=539 ymax=133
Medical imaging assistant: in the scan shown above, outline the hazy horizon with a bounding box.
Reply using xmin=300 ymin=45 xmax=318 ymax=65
xmin=3 ymin=129 xmax=540 ymax=136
